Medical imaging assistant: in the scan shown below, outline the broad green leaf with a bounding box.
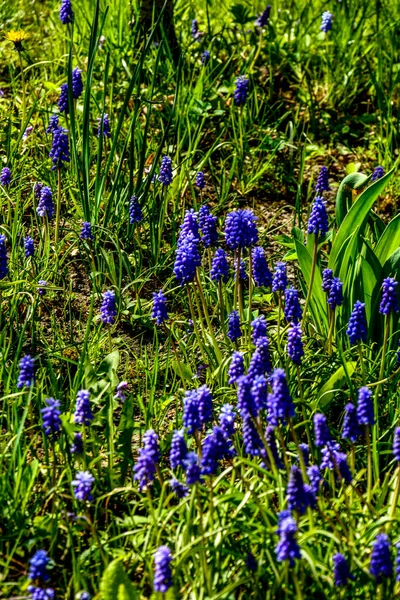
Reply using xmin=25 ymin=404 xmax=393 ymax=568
xmin=100 ymin=559 xmax=138 ymax=600
xmin=375 ymin=214 xmax=400 ymax=266
xmin=97 ymin=350 xmax=120 ymax=386
xmin=171 ymin=360 xmax=193 ymax=381
xmin=318 ymin=362 xmax=357 ymax=408
xmin=329 ymin=166 xmax=396 ymax=271
xmin=335 ymin=172 xmax=369 ymax=227
xmin=294 ymin=238 xmax=328 ymax=334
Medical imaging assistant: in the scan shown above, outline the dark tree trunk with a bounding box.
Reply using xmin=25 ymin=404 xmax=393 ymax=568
xmin=139 ymin=0 xmax=180 ymax=64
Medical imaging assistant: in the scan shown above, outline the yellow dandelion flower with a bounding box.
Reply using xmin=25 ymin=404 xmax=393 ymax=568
xmin=4 ymin=30 xmax=29 ymax=51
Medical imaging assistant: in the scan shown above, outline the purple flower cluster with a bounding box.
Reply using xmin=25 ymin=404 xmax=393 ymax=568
xmin=173 ymin=233 xmax=201 ymax=285
xmin=41 ymin=398 xmax=62 ymax=437
xmin=24 ymin=236 xmax=34 ymax=257
xmin=256 ymin=5 xmax=271 ymax=27
xmin=1 ymin=166 xmax=11 ymax=186
xmin=252 ymin=247 xmax=272 ymax=287
xmin=195 ymin=171 xmax=205 ymax=188
xmin=0 ymin=235 xmax=9 ymax=279
xmin=74 ymin=390 xmax=93 ymax=425
xmin=97 ymin=114 xmax=111 ymax=138
xmin=198 ymin=205 xmax=218 ymax=247
xmin=327 ymin=277 xmax=343 ymax=310
xmin=307 ymin=196 xmax=329 ymax=236
xmin=347 ymin=301 xmax=367 ymax=344
xmin=129 ymin=195 xmax=143 ymax=225
xmin=251 ymin=315 xmax=267 ymax=342
xmin=370 ymin=534 xmax=392 ymax=581
xmin=275 ymin=513 xmax=301 ymax=566
xmin=152 ymin=290 xmax=168 ymax=325
xmin=58 ymin=84 xmax=69 ymax=114
xmin=333 ymin=553 xmax=354 ymax=587
xmin=133 ymin=430 xmax=160 ymax=491
xmin=183 ymin=385 xmax=213 ymax=433
xmin=60 ymin=0 xmax=74 ymax=24
xmin=100 ymin=290 xmax=117 ymax=324
xmin=170 ymin=429 xmax=187 ymax=469
xmin=234 ymin=76 xmax=249 ymax=105
xmin=371 ymin=166 xmax=384 ymax=181
xmin=320 ymin=11 xmax=333 ymax=32
xmin=379 ymin=277 xmax=399 ymax=315
xmin=225 ymin=209 xmax=258 ymax=249
xmin=17 ymin=354 xmax=35 ymax=389
xmin=72 ymin=471 xmax=95 ymax=501
xmin=268 ymin=368 xmax=294 ymax=426
xmin=248 ymin=335 xmax=272 ymax=377
xmin=284 ymin=287 xmax=302 ymax=323
xmin=49 ymin=126 xmax=70 ymax=170
xmin=158 ymin=155 xmax=173 ymax=185
xmin=28 ymin=549 xmax=50 ymax=581
xmin=72 ymin=67 xmax=83 ymax=99
xmin=80 ymin=221 xmax=93 ymax=240
xmin=228 ymin=310 xmax=242 ymax=342
xmin=287 ymin=323 xmax=304 ymax=365
xmin=210 ymin=248 xmax=229 ymax=282
xmin=272 ymin=262 xmax=287 ymax=292
xmin=315 ymin=166 xmax=330 ymax=193
xmin=37 ymin=186 xmax=55 ymax=219
xmin=153 ymin=546 xmax=173 ymax=593
xmin=228 ymin=351 xmax=244 ymax=384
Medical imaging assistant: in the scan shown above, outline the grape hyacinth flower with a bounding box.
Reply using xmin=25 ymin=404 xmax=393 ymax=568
xmin=225 ymin=209 xmax=258 ymax=249
xmin=60 ymin=0 xmax=74 ymax=24
xmin=298 ymin=443 xmax=310 ymax=466
xmin=327 ymin=277 xmax=343 ymax=310
xmin=72 ymin=67 xmax=83 ymax=99
xmin=210 ymin=248 xmax=230 ymax=283
xmin=250 ymin=375 xmax=268 ymax=417
xmin=173 ymin=233 xmax=201 ymax=285
xmin=228 ymin=310 xmax=242 ymax=342
xmin=154 ymin=546 xmax=173 ymax=593
xmin=275 ymin=514 xmax=301 ymax=566
xmin=158 ymin=155 xmax=173 ymax=186
xmin=287 ymin=323 xmax=304 ymax=365
xmin=46 ymin=115 xmax=59 ymax=134
xmin=234 ymin=258 xmax=247 ymax=282
xmin=307 ymin=465 xmax=322 ymax=495
xmin=335 ymin=451 xmax=353 ymax=483
xmin=114 ymin=381 xmax=128 ymax=402
xmin=201 ymin=51 xmax=210 ymax=66
xmin=1 ymin=166 xmax=11 ymax=186
xmin=252 ymin=247 xmax=272 ymax=287
xmin=284 ymin=287 xmax=302 ymax=323
xmin=218 ymin=406 xmax=236 ymax=442
xmin=320 ymin=440 xmax=341 ymax=470
xmin=97 ymin=113 xmax=111 ymax=138
xmin=313 ymin=413 xmax=332 ymax=447
xmin=371 ymin=166 xmax=384 ymax=181
xmin=28 ymin=586 xmax=55 ymax=600
xmin=71 ymin=432 xmax=83 ymax=455
xmin=24 ymin=236 xmax=34 ymax=257
xmin=169 ymin=478 xmax=189 ymax=498
xmin=251 ymin=315 xmax=267 ymax=343
xmin=256 ymin=5 xmax=271 ymax=27
xmin=267 ymin=368 xmax=294 ymax=426
xmin=72 ymin=471 xmax=95 ymax=501
xmin=234 ymin=76 xmax=249 ymax=106
xmin=37 ymin=186 xmax=55 ymax=219
xmin=333 ymin=553 xmax=354 ymax=587
xmin=287 ymin=465 xmax=315 ymax=514
xmin=272 ymin=262 xmax=288 ymax=293
xmin=198 ymin=205 xmax=218 ymax=247
xmin=228 ymin=351 xmax=244 ymax=384
xmin=370 ymin=534 xmax=393 ymax=581
xmin=41 ymin=398 xmax=62 ymax=437
xmin=49 ymin=126 xmax=70 ymax=170
xmin=191 ymin=19 xmax=199 ymax=38
xmin=58 ymin=83 xmax=69 ymax=114
xmin=129 ymin=195 xmax=143 ymax=225
xmin=393 ymin=427 xmax=400 ymax=462
xmin=178 ymin=209 xmax=199 ymax=244
xmin=74 ymin=390 xmax=93 ymax=425
xmin=357 ymin=386 xmax=374 ymax=426
xmin=133 ymin=429 xmax=160 ymax=491
xmin=170 ymin=430 xmax=187 ymax=469
xmin=23 ymin=125 xmax=33 ymax=140
xmin=342 ymin=403 xmax=361 ymax=442
xmin=195 ymin=171 xmax=205 ymax=188
xmin=152 ymin=290 xmax=168 ymax=325
xmin=183 ymin=386 xmax=213 ymax=434
xmin=28 ymin=549 xmax=50 ymax=581
xmin=320 ymin=11 xmax=333 ymax=32
xmin=80 ymin=221 xmax=93 ymax=240
xmin=322 ymin=268 xmax=333 ymax=293
xmin=0 ymin=235 xmax=9 ymax=279
xmin=307 ymin=196 xmax=329 ymax=236
xmin=79 ymin=593 xmax=90 ymax=600
xmin=17 ymin=355 xmax=35 ymax=389
xmin=248 ymin=335 xmax=272 ymax=377
xmin=38 ymin=280 xmax=47 ymax=296
xmin=315 ymin=166 xmax=330 ymax=193
xmin=201 ymin=426 xmax=235 ymax=475
xmin=379 ymin=277 xmax=399 ymax=315
xmin=183 ymin=451 xmax=202 ymax=484
xmin=347 ymin=301 xmax=367 ymax=345
xmin=100 ymin=290 xmax=117 ymax=324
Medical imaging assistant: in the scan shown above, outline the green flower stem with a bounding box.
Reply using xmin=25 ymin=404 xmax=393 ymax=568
xmin=195 ymin=271 xmax=222 ymax=363
xmin=55 ymin=167 xmax=62 ymax=245
xmin=186 ymin=284 xmax=207 ymax=363
xmin=366 ymin=425 xmax=372 ymax=504
xmin=373 ymin=314 xmax=391 ymax=481
xmin=18 ymin=51 xmax=26 ymax=126
xmin=234 ymin=248 xmax=241 ymax=311
xmin=327 ymin=308 xmax=335 ymax=355
xmin=293 ymin=571 xmax=304 ymax=600
xmin=86 ymin=508 xmax=108 ymax=565
xmin=277 ymin=292 xmax=282 ymax=355
xmin=248 ymin=249 xmax=253 ymax=348
xmin=196 ymin=484 xmax=212 ymax=597
xmin=389 ymin=462 xmax=400 ymax=520
xmin=301 ymin=233 xmax=319 ymax=330
xmin=358 ymin=341 xmax=367 ymax=385
xmin=296 ymin=364 xmax=312 ymax=449
xmin=288 ymin=418 xmax=307 ymax=481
